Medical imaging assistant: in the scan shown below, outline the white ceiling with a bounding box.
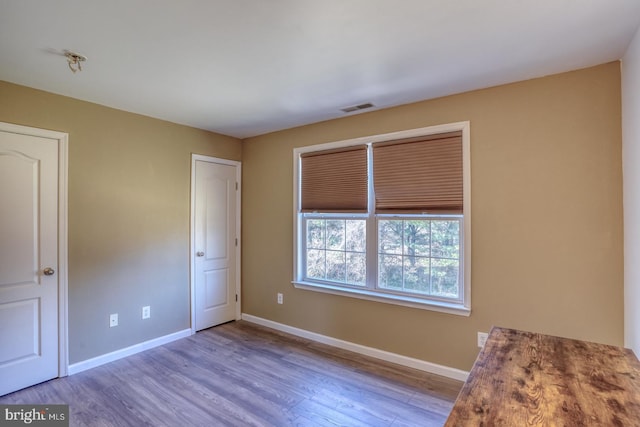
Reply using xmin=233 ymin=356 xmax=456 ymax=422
xmin=1 ymin=1 xmax=639 ymax=139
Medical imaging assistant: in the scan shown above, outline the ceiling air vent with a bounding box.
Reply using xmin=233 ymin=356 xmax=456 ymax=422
xmin=341 ymin=103 xmax=375 ymax=113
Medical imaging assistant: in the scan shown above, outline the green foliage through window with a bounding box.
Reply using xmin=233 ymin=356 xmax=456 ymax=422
xmin=304 ymin=216 xmax=461 ymax=300
xmin=378 ymin=219 xmax=460 ymax=298
xmin=306 ymin=219 xmax=366 ymax=286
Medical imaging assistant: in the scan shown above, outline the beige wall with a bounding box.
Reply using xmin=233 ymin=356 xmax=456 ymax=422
xmin=623 ymin=26 xmax=640 ymax=356
xmin=0 ymin=81 xmax=242 ymax=363
xmin=0 ymin=61 xmax=624 ymax=371
xmin=242 ymin=63 xmax=624 ymax=370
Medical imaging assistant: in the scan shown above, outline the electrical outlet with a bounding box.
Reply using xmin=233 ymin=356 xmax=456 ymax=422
xmin=277 ymin=293 xmax=283 ymax=304
xmin=477 ymin=332 xmax=488 ymax=348
xmin=110 ymin=313 xmax=118 ymax=328
xmin=142 ymin=306 xmax=151 ymax=319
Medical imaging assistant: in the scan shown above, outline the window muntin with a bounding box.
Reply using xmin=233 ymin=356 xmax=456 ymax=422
xmin=302 ymin=215 xmax=463 ymax=301
xmin=303 ymin=216 xmax=367 ymax=287
xmin=377 ymin=217 xmax=462 ymax=301
xmin=293 ymin=122 xmax=470 ymax=314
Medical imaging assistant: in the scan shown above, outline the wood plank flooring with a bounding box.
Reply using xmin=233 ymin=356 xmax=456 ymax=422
xmin=0 ymin=321 xmax=462 ymax=426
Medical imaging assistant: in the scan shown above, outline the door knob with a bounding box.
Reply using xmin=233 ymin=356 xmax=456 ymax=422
xmin=196 ymin=251 xmax=205 ymax=257
xmin=43 ymin=267 xmax=55 ymax=276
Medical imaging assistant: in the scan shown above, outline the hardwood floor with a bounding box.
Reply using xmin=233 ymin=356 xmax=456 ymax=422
xmin=0 ymin=321 xmax=462 ymax=426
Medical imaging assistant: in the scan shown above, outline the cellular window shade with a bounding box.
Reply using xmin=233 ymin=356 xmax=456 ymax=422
xmin=300 ymin=146 xmax=368 ymax=212
xmin=373 ymin=131 xmax=463 ymax=214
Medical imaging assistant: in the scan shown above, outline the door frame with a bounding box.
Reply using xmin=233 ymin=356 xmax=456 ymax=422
xmin=0 ymin=121 xmax=69 ymax=377
xmin=189 ymin=154 xmax=241 ymax=334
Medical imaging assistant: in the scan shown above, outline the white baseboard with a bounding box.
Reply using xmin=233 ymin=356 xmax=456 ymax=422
xmin=68 ymin=328 xmax=192 ymax=375
xmin=241 ymin=313 xmax=469 ymax=382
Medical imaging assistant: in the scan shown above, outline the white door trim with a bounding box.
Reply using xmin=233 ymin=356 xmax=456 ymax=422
xmin=190 ymin=154 xmax=241 ymax=334
xmin=0 ymin=121 xmax=69 ymax=377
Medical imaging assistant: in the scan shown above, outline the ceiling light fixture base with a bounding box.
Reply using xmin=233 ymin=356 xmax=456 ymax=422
xmin=64 ymin=50 xmax=87 ymax=73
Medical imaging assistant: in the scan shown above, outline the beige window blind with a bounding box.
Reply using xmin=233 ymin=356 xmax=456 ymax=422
xmin=372 ymin=131 xmax=463 ymax=214
xmin=300 ymin=145 xmax=368 ymax=212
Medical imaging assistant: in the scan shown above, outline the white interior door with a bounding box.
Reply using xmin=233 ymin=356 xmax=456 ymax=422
xmin=0 ymin=127 xmax=61 ymax=396
xmin=192 ymin=156 xmax=240 ymax=331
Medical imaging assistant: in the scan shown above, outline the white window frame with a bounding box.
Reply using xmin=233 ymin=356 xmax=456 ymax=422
xmin=292 ymin=121 xmax=471 ymax=316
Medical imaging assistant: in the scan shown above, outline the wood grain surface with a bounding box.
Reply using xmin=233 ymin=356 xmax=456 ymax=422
xmin=1 ymin=320 xmax=462 ymax=426
xmin=445 ymin=327 xmax=640 ymax=426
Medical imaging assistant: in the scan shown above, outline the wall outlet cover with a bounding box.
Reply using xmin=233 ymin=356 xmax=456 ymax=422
xmin=477 ymin=332 xmax=488 ymax=348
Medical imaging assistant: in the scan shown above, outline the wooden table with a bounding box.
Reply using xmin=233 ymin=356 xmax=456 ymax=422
xmin=445 ymin=327 xmax=640 ymax=426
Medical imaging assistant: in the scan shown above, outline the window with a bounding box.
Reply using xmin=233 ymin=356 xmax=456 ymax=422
xmin=378 ymin=218 xmax=461 ymax=298
xmin=305 ymin=218 xmax=367 ymax=286
xmin=293 ymin=122 xmax=470 ymax=315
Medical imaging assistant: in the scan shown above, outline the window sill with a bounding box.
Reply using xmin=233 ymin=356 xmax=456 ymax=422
xmin=292 ymin=281 xmax=471 ymax=316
